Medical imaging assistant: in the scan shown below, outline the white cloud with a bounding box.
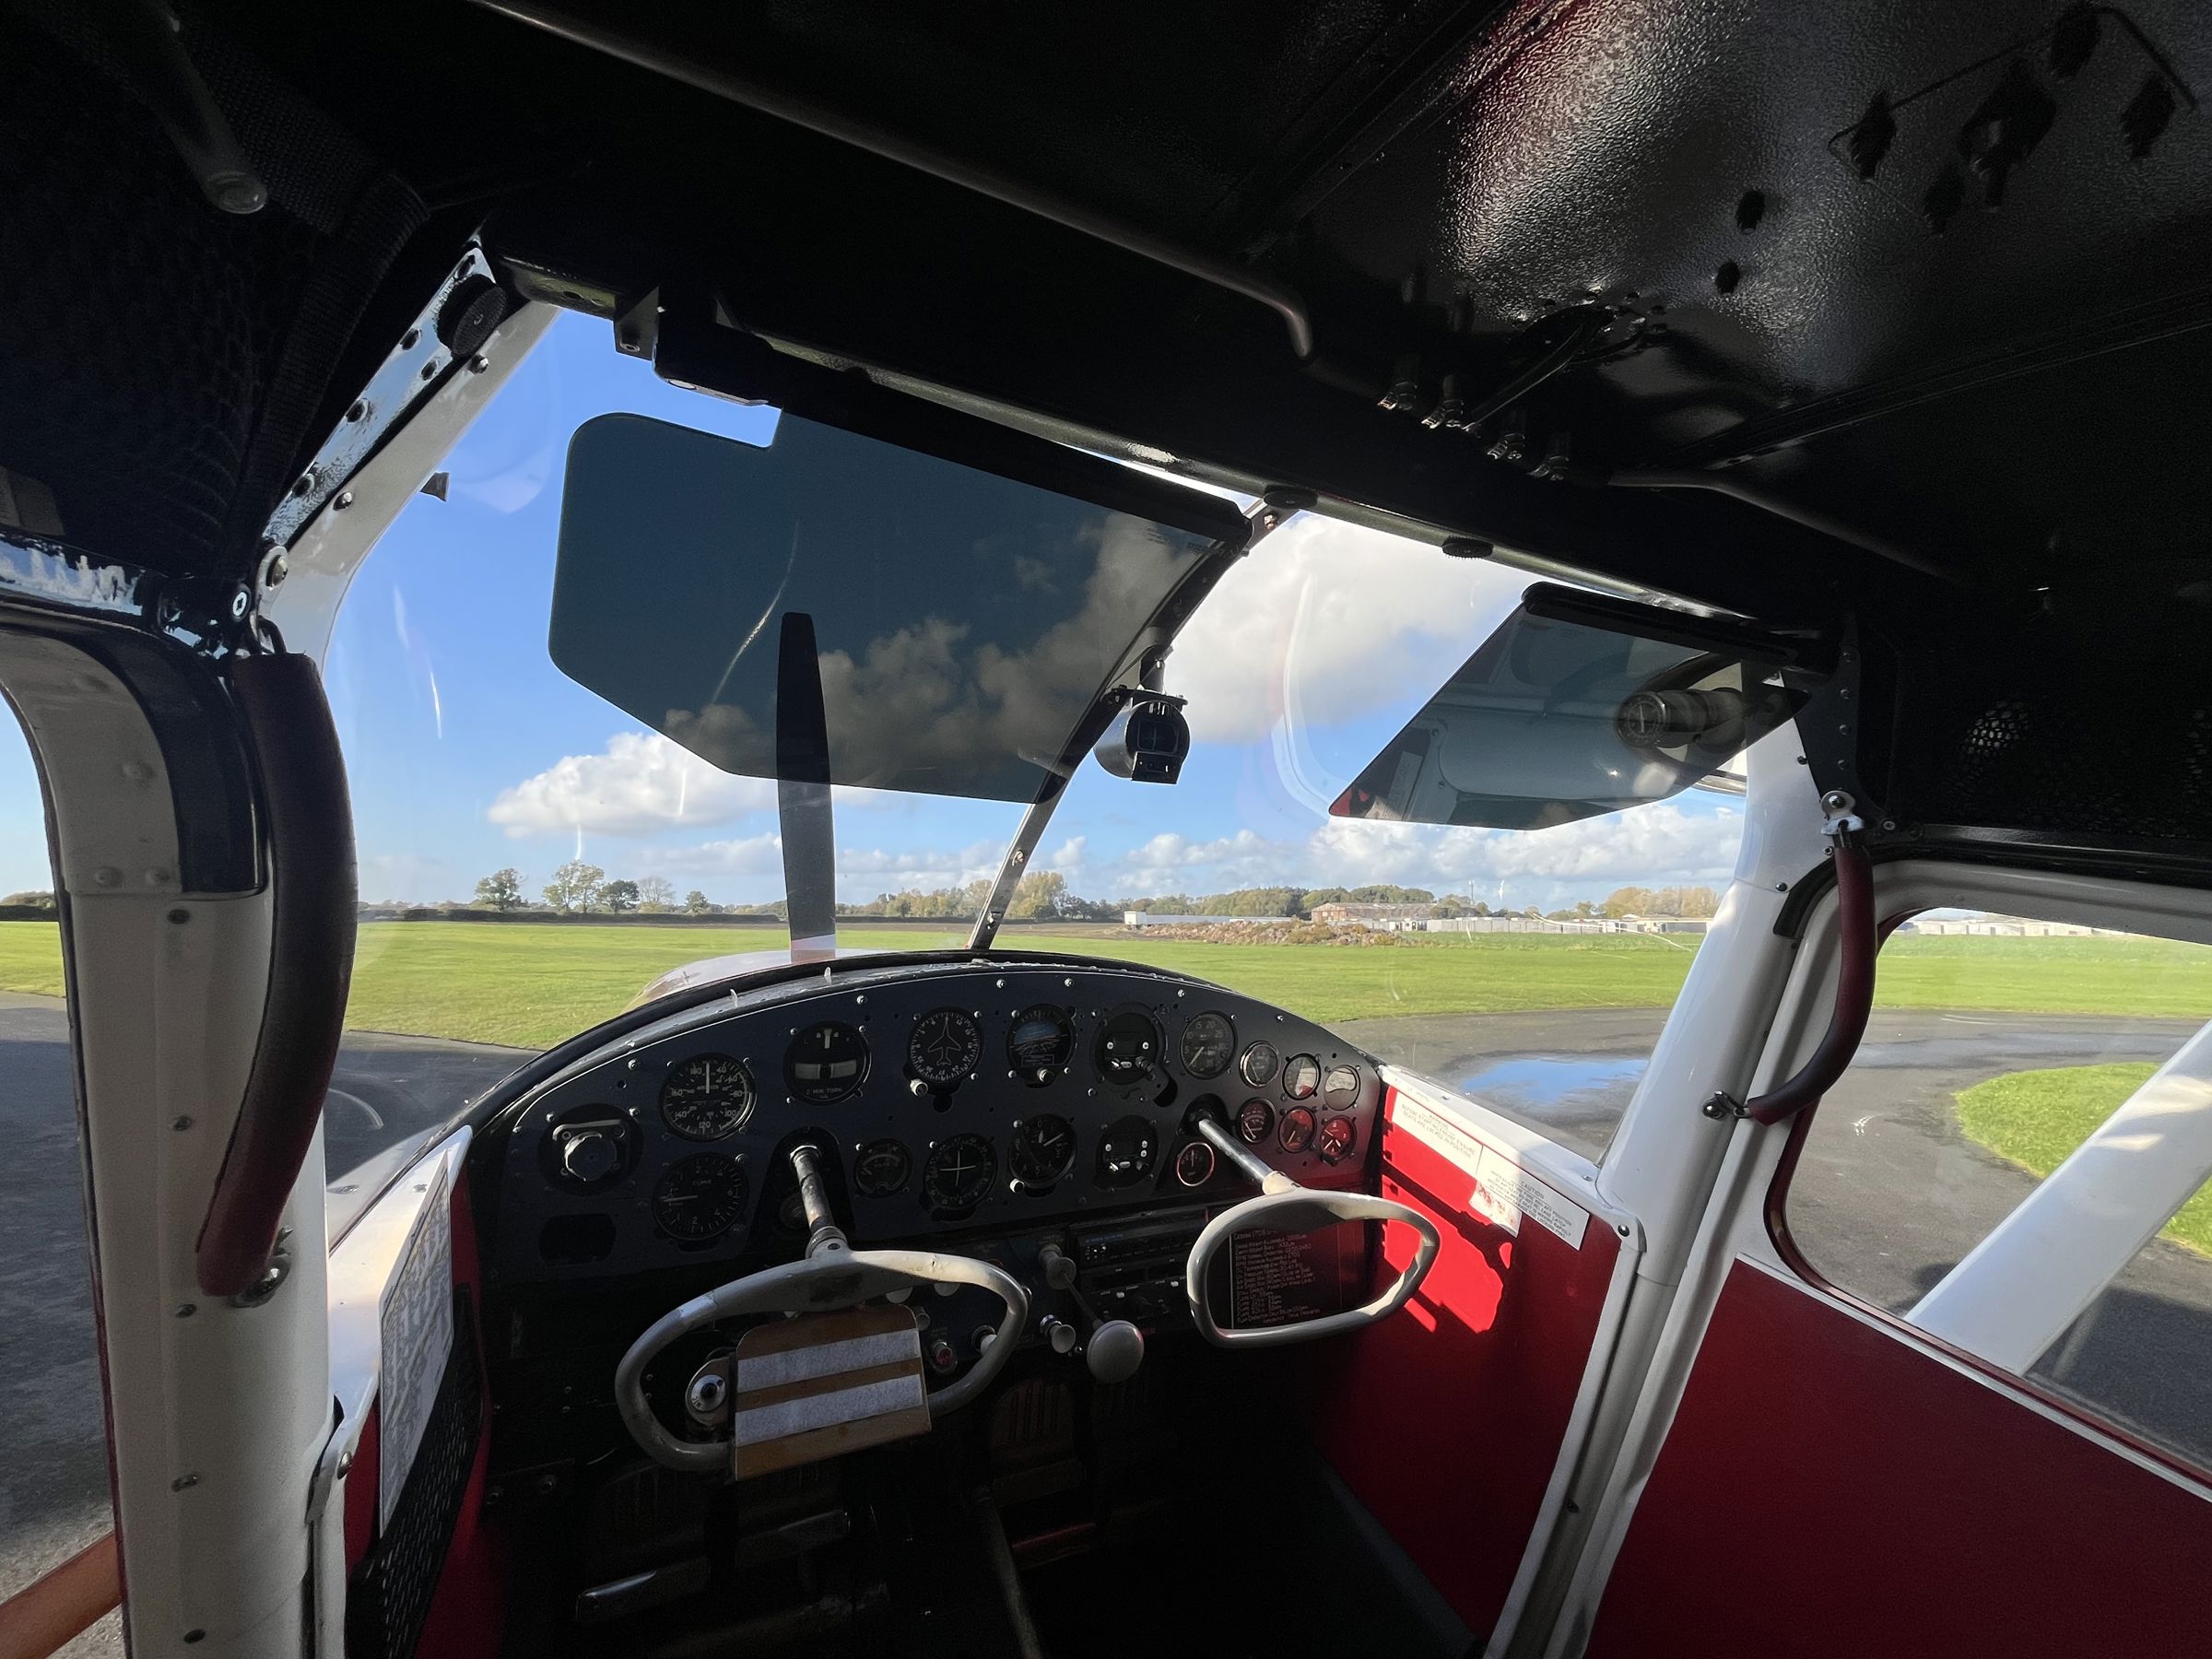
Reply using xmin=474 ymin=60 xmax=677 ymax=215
xmin=1078 ymin=802 xmax=1741 ymax=901
xmin=635 ymin=835 xmax=1005 ymax=894
xmin=1165 ymin=517 xmax=1527 ymax=747
xmin=489 ymin=731 xmax=775 ymax=838
xmin=637 ymin=831 xmax=784 ymax=877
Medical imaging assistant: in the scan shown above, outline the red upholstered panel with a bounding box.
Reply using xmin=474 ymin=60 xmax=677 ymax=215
xmin=415 ymin=1168 xmax=505 ymax=1658
xmin=1305 ymin=1089 xmax=1619 ymax=1639
xmin=1588 ymin=1261 xmax=2212 ymax=1658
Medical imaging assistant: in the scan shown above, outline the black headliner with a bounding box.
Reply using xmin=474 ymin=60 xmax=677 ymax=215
xmin=3 ymin=0 xmax=2210 ymax=856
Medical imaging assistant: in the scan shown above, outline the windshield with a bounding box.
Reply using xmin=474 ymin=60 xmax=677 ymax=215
xmin=45 ymin=309 xmax=1738 ymax=1191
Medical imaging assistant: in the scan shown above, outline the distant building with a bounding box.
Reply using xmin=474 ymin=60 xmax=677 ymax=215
xmin=1656 ymin=918 xmax=1711 ymax=935
xmin=1121 ymin=912 xmax=1217 ymax=926
xmin=1428 ymin=915 xmax=1627 ymax=935
xmin=1311 ymin=901 xmax=1437 ymax=932
xmin=1897 ymin=914 xmax=2100 ymax=937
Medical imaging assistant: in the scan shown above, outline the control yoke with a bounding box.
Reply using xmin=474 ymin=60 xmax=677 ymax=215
xmin=1180 ymin=1106 xmax=1441 ymax=1348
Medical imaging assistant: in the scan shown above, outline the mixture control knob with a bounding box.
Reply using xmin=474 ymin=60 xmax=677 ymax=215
xmin=1036 ymin=1242 xmax=1078 ymax=1291
xmin=560 ymin=1128 xmax=618 ymax=1183
xmin=1086 ymin=1319 xmax=1145 ymax=1384
xmin=1039 ymin=1316 xmax=1079 ymax=1356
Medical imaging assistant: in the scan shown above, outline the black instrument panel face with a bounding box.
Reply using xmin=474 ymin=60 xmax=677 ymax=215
xmin=491 ymin=960 xmax=1382 ymax=1283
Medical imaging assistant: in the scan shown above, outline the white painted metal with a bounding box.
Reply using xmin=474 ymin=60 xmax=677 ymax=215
xmin=0 ymin=633 xmax=332 ymax=1658
xmin=1593 ymin=720 xmax=1830 ymax=1286
xmin=264 ymin=301 xmax=557 ymax=663
xmin=1911 ymin=1017 xmax=2212 ymax=1371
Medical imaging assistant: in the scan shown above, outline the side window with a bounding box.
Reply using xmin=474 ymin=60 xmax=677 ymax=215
xmin=0 ymin=720 xmax=122 ymax=1653
xmin=1782 ymin=915 xmax=2212 ymax=1469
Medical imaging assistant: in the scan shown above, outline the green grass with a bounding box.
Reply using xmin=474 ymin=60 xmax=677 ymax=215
xmin=1954 ymin=1062 xmax=2212 ymax=1255
xmin=3 ymin=921 xmax=2208 ymax=1053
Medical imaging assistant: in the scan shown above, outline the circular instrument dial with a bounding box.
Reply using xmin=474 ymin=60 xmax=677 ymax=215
xmin=1095 ymin=1011 xmax=1159 ymax=1084
xmin=1235 ymin=1099 xmax=1276 ymax=1145
xmin=923 ymin=1135 xmax=996 ymax=1212
xmin=1278 ymin=1106 xmax=1317 ymax=1155
xmin=1007 ymin=1005 xmax=1076 ymax=1082
xmin=785 ymin=1021 xmax=869 ymax=1103
xmin=653 ymin=1153 xmax=748 ymax=1242
xmin=1179 ymin=1013 xmax=1235 ymax=1079
xmin=1318 ymin=1115 xmax=1358 ymax=1164
xmin=1241 ymin=1042 xmax=1281 ymax=1088
xmin=658 ymin=1053 xmax=756 ymax=1139
xmin=1323 ymin=1064 xmax=1363 ymax=1110
xmin=1282 ymin=1053 xmax=1322 ymax=1100
xmin=1173 ymin=1141 xmax=1218 ymax=1188
xmin=853 ymin=1138 xmax=912 ymax=1196
xmin=1008 ymin=1114 xmax=1077 ymax=1186
xmin=908 ymin=1008 xmax=982 ymax=1089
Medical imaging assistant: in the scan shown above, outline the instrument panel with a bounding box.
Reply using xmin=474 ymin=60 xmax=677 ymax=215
xmin=490 ymin=958 xmax=1382 ymax=1284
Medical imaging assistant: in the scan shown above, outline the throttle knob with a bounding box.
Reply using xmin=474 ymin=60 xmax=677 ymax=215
xmin=1086 ymin=1319 xmax=1145 ymax=1384
xmin=560 ymin=1129 xmax=618 ymax=1183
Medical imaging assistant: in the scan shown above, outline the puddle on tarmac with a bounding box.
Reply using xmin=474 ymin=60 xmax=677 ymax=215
xmin=1460 ymin=1053 xmax=1647 ymax=1119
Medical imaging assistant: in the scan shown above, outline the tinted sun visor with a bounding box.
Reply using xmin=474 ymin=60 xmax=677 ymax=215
xmin=551 ymin=409 xmax=1242 ymax=801
xmin=1333 ymin=584 xmax=1802 ymax=830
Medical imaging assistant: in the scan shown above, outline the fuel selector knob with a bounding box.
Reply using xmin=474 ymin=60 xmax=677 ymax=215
xmin=560 ymin=1129 xmax=619 ymax=1184
xmin=1086 ymin=1319 xmax=1145 ymax=1384
xmin=1036 ymin=1241 xmax=1078 ymax=1291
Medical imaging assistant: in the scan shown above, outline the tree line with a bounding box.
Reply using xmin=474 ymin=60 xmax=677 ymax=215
xmin=460 ymin=866 xmax=1720 ymax=924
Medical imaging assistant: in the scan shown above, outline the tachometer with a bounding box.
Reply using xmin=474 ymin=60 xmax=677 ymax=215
xmin=658 ymin=1053 xmax=756 ymax=1140
xmin=1008 ymin=1114 xmax=1077 ymax=1187
xmin=653 ymin=1153 xmax=748 ymax=1242
xmin=785 ymin=1020 xmax=869 ymax=1103
xmin=853 ymin=1138 xmax=912 ymax=1196
xmin=909 ymin=1008 xmax=982 ymax=1089
xmin=1179 ymin=1012 xmax=1235 ymax=1078
xmin=1007 ymin=1004 xmax=1075 ymax=1084
xmin=1241 ymin=1042 xmax=1280 ymax=1088
xmin=1282 ymin=1053 xmax=1322 ymax=1100
xmin=923 ymin=1135 xmax=996 ymax=1212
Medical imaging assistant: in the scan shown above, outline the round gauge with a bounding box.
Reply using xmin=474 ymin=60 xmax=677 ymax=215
xmin=653 ymin=1153 xmax=748 ymax=1242
xmin=1282 ymin=1053 xmax=1322 ymax=1100
xmin=923 ymin=1135 xmax=995 ymax=1212
xmin=1323 ymin=1064 xmax=1363 ymax=1111
xmin=1241 ymin=1041 xmax=1281 ymax=1088
xmin=658 ymin=1053 xmax=756 ymax=1140
xmin=853 ymin=1138 xmax=912 ymax=1196
xmin=1173 ymin=1141 xmax=1217 ymax=1188
xmin=1008 ymin=1114 xmax=1077 ymax=1187
xmin=784 ymin=1021 xmax=869 ymax=1103
xmin=1095 ymin=1115 xmax=1159 ymax=1187
xmin=1278 ymin=1106 xmax=1316 ymax=1155
xmin=1235 ymin=1098 xmax=1275 ymax=1145
xmin=1318 ymin=1115 xmax=1358 ymax=1164
xmin=1007 ymin=1004 xmax=1076 ymax=1082
xmin=1096 ymin=1011 xmax=1159 ymax=1084
xmin=908 ymin=1008 xmax=982 ymax=1089
xmin=1179 ymin=1013 xmax=1235 ymax=1079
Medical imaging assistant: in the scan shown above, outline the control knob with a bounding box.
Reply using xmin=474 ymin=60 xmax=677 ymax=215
xmin=560 ymin=1128 xmax=619 ymax=1183
xmin=1036 ymin=1241 xmax=1078 ymax=1291
xmin=1086 ymin=1319 xmax=1145 ymax=1384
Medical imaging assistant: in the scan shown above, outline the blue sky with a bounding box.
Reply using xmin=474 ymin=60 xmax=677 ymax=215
xmin=0 ymin=312 xmax=1744 ymax=912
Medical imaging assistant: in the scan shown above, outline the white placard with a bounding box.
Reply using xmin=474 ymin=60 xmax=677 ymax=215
xmin=378 ymin=1160 xmax=453 ymax=1529
xmin=1393 ymin=1090 xmax=1590 ymax=1250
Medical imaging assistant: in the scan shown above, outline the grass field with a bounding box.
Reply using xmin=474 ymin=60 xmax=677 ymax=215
xmin=1954 ymin=1062 xmax=2212 ymax=1255
xmin=1 ymin=921 xmax=2207 ymax=1052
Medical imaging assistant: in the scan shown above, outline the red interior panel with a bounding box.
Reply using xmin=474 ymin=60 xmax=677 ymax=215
xmin=1304 ymin=1089 xmax=1620 ymax=1639
xmin=1589 ymin=1261 xmax=2212 ymax=1658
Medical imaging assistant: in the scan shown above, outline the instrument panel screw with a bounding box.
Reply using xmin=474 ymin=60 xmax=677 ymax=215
xmin=168 ymin=908 xmax=190 ymax=924
xmin=172 ymin=1116 xmax=194 ymax=1131
xmin=174 ymin=1303 xmax=195 ymax=1318
xmin=171 ymin=1473 xmax=199 ymax=1491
